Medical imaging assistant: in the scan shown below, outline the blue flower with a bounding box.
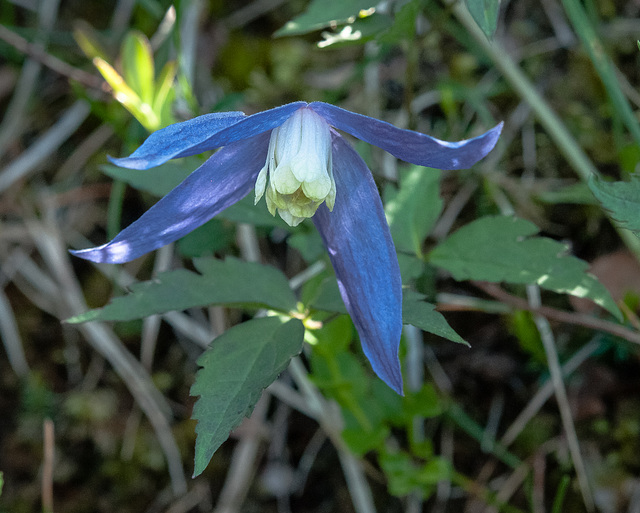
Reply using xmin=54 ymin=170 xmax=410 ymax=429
xmin=72 ymin=101 xmax=502 ymax=394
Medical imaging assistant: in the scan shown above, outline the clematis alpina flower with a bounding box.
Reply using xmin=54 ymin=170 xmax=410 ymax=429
xmin=72 ymin=101 xmax=502 ymax=394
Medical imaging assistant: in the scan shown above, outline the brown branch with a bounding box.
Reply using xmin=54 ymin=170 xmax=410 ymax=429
xmin=42 ymin=419 xmax=54 ymax=513
xmin=471 ymin=281 xmax=640 ymax=346
xmin=0 ymin=24 xmax=103 ymax=89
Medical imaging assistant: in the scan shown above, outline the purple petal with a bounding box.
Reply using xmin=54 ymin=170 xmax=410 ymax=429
xmin=72 ymin=132 xmax=271 ymax=263
xmin=310 ymin=102 xmax=502 ymax=170
xmin=111 ymin=102 xmax=307 ymax=170
xmin=313 ymin=132 xmax=403 ymax=394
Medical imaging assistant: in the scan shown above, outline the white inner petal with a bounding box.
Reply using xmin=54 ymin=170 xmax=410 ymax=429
xmin=254 ymin=107 xmax=335 ymax=227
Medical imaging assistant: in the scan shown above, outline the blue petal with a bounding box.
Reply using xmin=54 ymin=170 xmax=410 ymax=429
xmin=313 ymin=132 xmax=403 ymax=394
xmin=111 ymin=102 xmax=307 ymax=170
xmin=309 ymin=102 xmax=502 ymax=170
xmin=72 ymin=132 xmax=271 ymax=263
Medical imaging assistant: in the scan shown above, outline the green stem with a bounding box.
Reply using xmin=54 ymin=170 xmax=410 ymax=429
xmin=107 ymin=179 xmax=126 ymax=241
xmin=561 ymin=0 xmax=640 ymax=147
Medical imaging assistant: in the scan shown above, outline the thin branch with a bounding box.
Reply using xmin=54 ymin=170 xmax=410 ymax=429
xmin=472 ymin=281 xmax=640 ymax=345
xmin=0 ymin=24 xmax=102 ymax=89
xmin=526 ymin=285 xmax=594 ymax=512
xmin=42 ymin=419 xmax=55 ymax=513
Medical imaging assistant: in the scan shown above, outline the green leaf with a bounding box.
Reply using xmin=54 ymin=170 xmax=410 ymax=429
xmin=465 ymin=0 xmax=500 ymax=38
xmin=379 ymin=449 xmax=448 ymax=499
xmin=93 ymin=56 xmax=159 ymax=130
xmin=191 ymin=317 xmax=305 ymax=476
xmin=73 ymin=22 xmax=110 ymax=61
xmin=274 ymin=0 xmax=377 ymax=37
xmin=403 ymin=291 xmax=467 ymax=345
xmin=342 ymin=424 xmax=389 ymax=456
xmin=177 ymin=218 xmax=235 ymax=258
xmin=100 ymin=160 xmax=193 ymax=197
xmin=589 ymin=175 xmax=640 ymax=238
xmin=429 ymin=216 xmax=622 ymax=320
xmin=317 ymin=13 xmax=392 ymax=48
xmin=403 ymin=383 xmax=442 ymax=418
xmin=153 ymin=61 xmax=177 ymax=128
xmin=308 ymin=276 xmax=347 ymax=314
xmin=287 ymin=230 xmax=325 ymax=262
xmin=66 ymin=258 xmax=297 ymax=323
xmin=122 ymin=31 xmax=155 ymax=106
xmin=384 ymin=166 xmax=443 ymax=257
xmin=377 ymin=0 xmax=424 ymax=44
xmin=398 ymin=253 xmax=425 ymax=284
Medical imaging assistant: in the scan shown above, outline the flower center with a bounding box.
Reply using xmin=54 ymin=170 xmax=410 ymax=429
xmin=254 ymin=107 xmax=335 ymax=227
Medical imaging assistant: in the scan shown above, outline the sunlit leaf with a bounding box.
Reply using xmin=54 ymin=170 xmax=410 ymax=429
xmin=93 ymin=57 xmax=159 ymax=130
xmin=73 ymin=21 xmax=110 ymax=61
xmin=429 ymin=215 xmax=622 ymax=320
xmin=274 ymin=0 xmax=377 ymax=37
xmin=66 ymin=257 xmax=297 ymax=323
xmin=191 ymin=317 xmax=304 ymax=476
xmin=589 ymin=175 xmax=640 ymax=238
xmin=122 ymin=31 xmax=155 ymax=106
xmin=318 ymin=13 xmax=392 ymax=48
xmin=153 ymin=61 xmax=177 ymax=127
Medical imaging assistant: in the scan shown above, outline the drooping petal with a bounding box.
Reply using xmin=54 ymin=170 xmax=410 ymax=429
xmin=309 ymin=102 xmax=502 ymax=170
xmin=72 ymin=132 xmax=271 ymax=263
xmin=313 ymin=131 xmax=403 ymax=394
xmin=111 ymin=102 xmax=307 ymax=170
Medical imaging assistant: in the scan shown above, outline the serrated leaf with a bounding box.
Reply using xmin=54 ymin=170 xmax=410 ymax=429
xmin=122 ymin=31 xmax=155 ymax=106
xmin=274 ymin=0 xmax=377 ymax=37
xmin=465 ymin=0 xmax=500 ymax=38
xmin=429 ymin=216 xmax=622 ymax=320
xmin=191 ymin=317 xmax=305 ymax=476
xmin=589 ymin=175 xmax=640 ymax=238
xmin=402 ymin=291 xmax=467 ymax=345
xmin=384 ymin=166 xmax=442 ymax=257
xmin=66 ymin=257 xmax=297 ymax=323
